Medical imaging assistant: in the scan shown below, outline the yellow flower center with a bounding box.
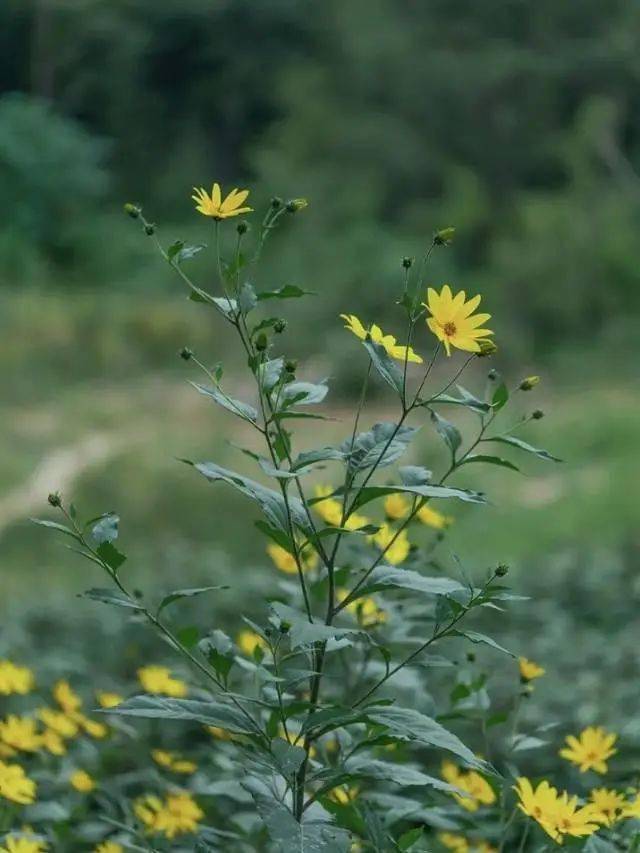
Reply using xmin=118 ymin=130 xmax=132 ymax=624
xmin=443 ymin=321 xmax=457 ymax=336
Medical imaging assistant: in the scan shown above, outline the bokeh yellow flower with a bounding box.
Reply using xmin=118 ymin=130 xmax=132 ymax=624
xmin=383 ymin=493 xmax=409 ymax=520
xmin=0 ymin=832 xmax=48 ymax=853
xmin=152 ymin=749 xmax=197 ymax=774
xmin=70 ymin=769 xmax=96 ymax=793
xmin=340 ymin=314 xmax=422 ymax=363
xmin=0 ymin=760 xmax=36 ymax=804
xmin=0 ymin=661 xmax=35 ymax=696
xmin=329 ymin=785 xmax=359 ymax=805
xmin=418 ymin=504 xmax=453 ymax=529
xmin=0 ymin=716 xmax=41 ymax=754
xmin=559 ymin=726 xmax=618 ymax=773
xmin=236 ymin=630 xmax=268 ymax=657
xmin=206 ymin=725 xmax=233 ymax=741
xmin=266 ymin=542 xmax=318 ymax=575
xmin=135 ymin=791 xmax=203 ymax=839
xmin=424 ymin=285 xmax=493 ymax=356
xmin=52 ymin=681 xmax=82 ymax=714
xmin=313 ymin=485 xmax=369 ymax=530
xmin=371 ymin=524 xmax=410 ymax=565
xmin=338 ymin=589 xmax=387 ymax=628
xmin=518 ymin=657 xmax=545 ymax=682
xmin=94 ymin=843 xmax=123 ymax=853
xmin=441 ymin=760 xmax=496 ymax=812
xmin=192 ymin=184 xmax=252 ymax=219
xmin=137 ymin=666 xmax=188 ymax=698
xmin=96 ymin=691 xmax=123 ymax=709
xmin=590 ymin=787 xmax=626 ymax=826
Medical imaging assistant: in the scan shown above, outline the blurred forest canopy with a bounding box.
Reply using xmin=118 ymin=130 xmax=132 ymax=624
xmin=1 ymin=0 xmax=640 ymax=363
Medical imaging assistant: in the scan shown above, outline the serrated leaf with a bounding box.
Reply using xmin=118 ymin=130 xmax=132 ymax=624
xmin=158 ymin=586 xmax=227 ymax=615
xmin=342 ymin=422 xmax=418 ymax=472
xmin=259 ymin=357 xmax=284 ymax=392
xmin=344 ymin=757 xmax=458 ymax=794
xmin=191 ymin=382 xmax=258 ymax=423
xmin=282 ymin=380 xmax=329 ymax=407
xmin=272 ymin=737 xmax=307 ymax=777
xmin=271 ymin=602 xmax=366 ymax=649
xmin=290 ymin=447 xmax=345 ymax=472
xmin=452 ymin=630 xmax=515 ymax=658
xmin=485 ymin=435 xmax=562 ymax=462
xmin=430 ymin=411 xmax=461 ymax=458
xmin=31 ymin=518 xmax=79 ymax=539
xmin=354 ymin=566 xmax=464 ymax=599
xmin=428 ymin=387 xmax=491 ymax=414
xmin=346 ymin=482 xmax=486 ymax=512
xmin=459 ymin=454 xmax=519 ymax=472
xmin=105 ymin=695 xmax=255 ymax=734
xmin=362 ymin=339 xmax=403 ymax=395
xmin=81 ymin=588 xmax=142 ymax=610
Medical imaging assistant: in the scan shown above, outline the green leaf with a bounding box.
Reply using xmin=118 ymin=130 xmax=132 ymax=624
xmin=212 ymin=296 xmax=238 ymax=318
xmin=428 ymin=386 xmax=491 ymax=414
xmin=491 ymin=382 xmax=509 ymax=411
xmin=243 ymin=777 xmax=350 ymax=852
xmin=282 ymin=380 xmax=329 ymax=407
xmin=81 ymin=588 xmax=142 ymax=610
xmin=397 ymin=828 xmax=425 ymax=851
xmin=256 ymin=284 xmax=315 ymax=301
xmin=430 ymin=411 xmax=461 ymax=458
xmin=105 ymin=695 xmax=255 ymax=734
xmin=91 ymin=513 xmax=119 ymax=544
xmin=187 ymin=461 xmax=312 ymax=534
xmin=583 ymin=836 xmax=619 ymax=853
xmin=347 ymin=482 xmax=486 ymax=512
xmin=354 ymin=565 xmax=464 ymax=599
xmin=273 ymin=411 xmax=335 ymax=423
xmin=344 ymin=757 xmax=458 ymax=794
xmin=176 ymin=243 xmax=205 ymax=264
xmin=458 ymin=454 xmax=519 ymax=472
xmin=96 ymin=541 xmax=126 ymax=572
xmin=259 ymin=357 xmax=284 ymax=392
xmin=485 ymin=435 xmax=562 ymax=462
xmin=198 ymin=630 xmax=235 ymax=681
xmin=191 ymin=382 xmax=258 ymax=423
xmin=158 ymin=586 xmax=227 ymax=615
xmin=290 ymin=447 xmax=345 ymax=472
xmin=238 ymin=281 xmax=257 ymax=314
xmin=31 ymin=518 xmax=79 ymax=539
xmin=362 ymin=339 xmax=403 ymax=395
xmin=342 ymin=423 xmax=418 ymax=472
xmin=398 ymin=466 xmax=432 ymax=486
xmin=271 ymin=603 xmax=366 ymax=649
xmin=272 ymin=737 xmax=307 ymax=777
xmin=167 ymin=240 xmax=185 ymax=261
xmin=451 ymin=630 xmax=515 ymax=658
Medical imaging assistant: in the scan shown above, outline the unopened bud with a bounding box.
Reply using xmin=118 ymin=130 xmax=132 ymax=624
xmin=433 ymin=227 xmax=455 ymax=246
xmin=274 ymin=319 xmax=287 ymax=334
xmin=520 ymin=376 xmax=540 ymax=391
xmin=179 ymin=347 xmax=193 ymax=361
xmin=144 ymin=223 xmax=155 ymax=236
xmin=401 ymin=256 xmax=413 ymax=269
xmin=286 ymin=198 xmax=308 ymax=213
xmin=271 ymin=196 xmax=282 ymax=209
xmin=466 ymin=652 xmax=476 ymax=663
xmin=477 ymin=339 xmax=498 ymax=357
xmin=532 ymin=409 xmax=544 ymax=420
xmin=47 ymin=491 xmax=62 ymax=508
xmin=488 ymin=368 xmax=498 ymax=381
xmin=284 ymin=359 xmax=297 ymax=374
xmin=236 ymin=221 xmax=249 ymax=235
xmin=495 ymin=564 xmax=509 ymax=577
xmin=255 ymin=333 xmax=268 ymax=352
xmin=280 ymin=621 xmax=291 ymax=634
xmin=124 ymin=203 xmax=141 ymax=219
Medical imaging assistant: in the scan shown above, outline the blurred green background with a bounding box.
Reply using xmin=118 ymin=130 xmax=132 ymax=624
xmin=1 ymin=0 xmax=639 ymax=734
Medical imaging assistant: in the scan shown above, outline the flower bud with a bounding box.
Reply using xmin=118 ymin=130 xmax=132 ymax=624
xmin=144 ymin=223 xmax=155 ymax=236
xmin=532 ymin=409 xmax=544 ymax=420
xmin=495 ymin=564 xmax=509 ymax=577
xmin=255 ymin=333 xmax=268 ymax=352
xmin=401 ymin=256 xmax=413 ymax=269
xmin=274 ymin=319 xmax=287 ymax=334
xmin=179 ymin=347 xmax=193 ymax=361
xmin=488 ymin=368 xmax=498 ymax=381
xmin=466 ymin=652 xmax=476 ymax=663
xmin=47 ymin=491 xmax=62 ymax=508
xmin=271 ymin=196 xmax=282 ymax=209
xmin=284 ymin=359 xmax=298 ymax=374
xmin=236 ymin=221 xmax=249 ymax=235
xmin=124 ymin=203 xmax=141 ymax=219
xmin=286 ymin=198 xmax=308 ymax=213
xmin=433 ymin=227 xmax=455 ymax=246
xmin=520 ymin=376 xmax=540 ymax=391
xmin=477 ymin=339 xmax=498 ymax=357
xmin=279 ymin=620 xmax=291 ymax=634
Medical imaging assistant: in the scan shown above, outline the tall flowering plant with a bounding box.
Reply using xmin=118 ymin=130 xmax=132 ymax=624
xmin=29 ymin=185 xmax=633 ymax=851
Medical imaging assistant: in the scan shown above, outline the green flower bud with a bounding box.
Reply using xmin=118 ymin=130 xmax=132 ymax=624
xmin=495 ymin=564 xmax=509 ymax=577
xmin=274 ymin=319 xmax=287 ymax=334
xmin=255 ymin=333 xmax=268 ymax=352
xmin=466 ymin=652 xmax=476 ymax=663
xmin=401 ymin=256 xmax=413 ymax=269
xmin=271 ymin=196 xmax=282 ymax=209
xmin=280 ymin=620 xmax=291 ymax=634
xmin=236 ymin=221 xmax=249 ymax=235
xmin=124 ymin=203 xmax=141 ymax=219
xmin=488 ymin=368 xmax=498 ymax=381
xmin=532 ymin=409 xmax=544 ymax=420
xmin=433 ymin=226 xmax=455 ymax=246
xmin=477 ymin=339 xmax=498 ymax=357
xmin=284 ymin=359 xmax=297 ymax=374
xmin=47 ymin=491 xmax=62 ymax=508
xmin=179 ymin=347 xmax=193 ymax=361
xmin=286 ymin=198 xmax=308 ymax=213
xmin=520 ymin=376 xmax=540 ymax=391
xmin=144 ymin=223 xmax=155 ymax=236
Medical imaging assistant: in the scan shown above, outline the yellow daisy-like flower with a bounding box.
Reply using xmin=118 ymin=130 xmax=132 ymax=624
xmin=135 ymin=791 xmax=203 ymax=839
xmin=0 ymin=833 xmax=48 ymax=853
xmin=151 ymin=749 xmax=197 ymax=775
xmin=96 ymin=691 xmax=123 ymax=709
xmin=70 ymin=769 xmax=96 ymax=793
xmin=94 ymin=843 xmax=123 ymax=853
xmin=0 ymin=661 xmax=35 ymax=696
xmin=313 ymin=486 xmax=370 ymax=531
xmin=266 ymin=542 xmax=318 ymax=575
xmin=514 ymin=777 xmax=602 ymax=843
xmin=52 ymin=681 xmax=82 ymax=714
xmin=39 ymin=728 xmax=66 ymax=756
xmin=340 ymin=314 xmax=423 ymax=363
xmin=329 ymin=785 xmax=359 ymax=805
xmin=424 ymin=285 xmax=493 ymax=356
xmin=441 ymin=761 xmax=496 ymax=812
xmin=418 ymin=504 xmax=454 ymax=530
xmin=0 ymin=717 xmax=41 ymax=754
xmin=623 ymin=792 xmax=640 ymax=819
xmin=37 ymin=708 xmax=78 ymax=739
xmin=0 ymin=760 xmax=36 ymax=805
xmin=590 ymin=787 xmax=626 ymax=826
xmin=371 ymin=524 xmax=410 ymax=565
xmin=192 ymin=183 xmax=252 ymax=220
xmin=554 ymin=792 xmax=603 ymax=840
xmin=236 ymin=630 xmax=268 ymax=657
xmin=206 ymin=725 xmax=233 ymax=741
xmin=518 ymin=657 xmax=545 ymax=682
xmin=383 ymin=493 xmax=409 ymax=520
xmin=337 ymin=589 xmax=387 ymax=628
xmin=137 ymin=666 xmax=188 ymax=698
xmin=438 ymin=834 xmax=469 ymax=853
xmin=559 ymin=726 xmax=618 ymax=774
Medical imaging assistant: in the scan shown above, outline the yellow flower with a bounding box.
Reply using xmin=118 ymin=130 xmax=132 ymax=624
xmin=418 ymin=504 xmax=453 ymax=530
xmin=94 ymin=843 xmax=123 ymax=853
xmin=518 ymin=657 xmax=545 ymax=682
xmin=39 ymin=728 xmax=66 ymax=756
xmin=0 ymin=662 xmax=35 ymax=696
xmin=192 ymin=183 xmax=252 ymax=220
xmin=383 ymin=494 xmax=409 ymax=520
xmin=75 ymin=714 xmax=108 ymax=740
xmin=559 ymin=726 xmax=618 ymax=774
xmin=590 ymin=788 xmax=626 ymax=826
xmin=329 ymin=786 xmax=359 ymax=805
xmin=623 ymin=792 xmax=640 ymax=819
xmin=52 ymin=681 xmax=82 ymax=714
xmin=0 ymin=717 xmax=41 ymax=753
xmin=96 ymin=691 xmax=123 ymax=709
xmin=70 ymin=769 xmax=96 ymax=793
xmin=438 ymin=834 xmax=468 ymax=853
xmin=514 ymin=777 xmax=601 ymax=842
xmin=0 ymin=832 xmax=48 ymax=853
xmin=371 ymin=524 xmax=410 ymax=565
xmin=267 ymin=542 xmax=318 ymax=575
xmin=135 ymin=791 xmax=203 ymax=839
xmin=340 ymin=314 xmax=422 ymax=363
xmin=441 ymin=761 xmax=496 ymax=812
xmin=206 ymin=725 xmax=233 ymax=741
xmin=137 ymin=666 xmax=188 ymax=698
xmin=236 ymin=630 xmax=268 ymax=657
xmin=0 ymin=761 xmax=36 ymax=804
xmin=151 ymin=749 xmax=197 ymax=775
xmin=338 ymin=589 xmax=387 ymax=628
xmin=424 ymin=285 xmax=493 ymax=356
xmin=554 ymin=792 xmax=603 ymax=840
xmin=37 ymin=708 xmax=78 ymax=739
